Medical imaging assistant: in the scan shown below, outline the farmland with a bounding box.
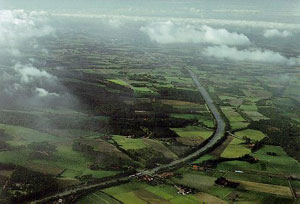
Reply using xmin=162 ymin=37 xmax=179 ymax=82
xmin=0 ymin=4 xmax=300 ymax=203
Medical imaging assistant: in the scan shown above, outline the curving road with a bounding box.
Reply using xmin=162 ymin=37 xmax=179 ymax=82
xmin=31 ymin=70 xmax=226 ymax=203
xmin=141 ymin=70 xmax=226 ymax=175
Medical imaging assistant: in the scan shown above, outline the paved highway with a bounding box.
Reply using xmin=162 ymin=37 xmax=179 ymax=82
xmin=142 ymin=69 xmax=226 ymax=175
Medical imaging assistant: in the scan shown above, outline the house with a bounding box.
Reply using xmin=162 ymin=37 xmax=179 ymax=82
xmin=157 ymin=172 xmax=174 ymax=179
xmin=174 ymin=185 xmax=195 ymax=195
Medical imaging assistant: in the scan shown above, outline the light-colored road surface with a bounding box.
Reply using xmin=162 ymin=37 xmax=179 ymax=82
xmin=31 ymin=70 xmax=226 ymax=203
xmin=141 ymin=70 xmax=226 ymax=175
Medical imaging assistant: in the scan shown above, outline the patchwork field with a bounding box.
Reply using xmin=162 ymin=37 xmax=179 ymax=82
xmin=102 ymin=181 xmax=227 ymax=204
xmin=0 ymin=11 xmax=300 ymax=204
xmin=220 ymin=107 xmax=249 ymax=130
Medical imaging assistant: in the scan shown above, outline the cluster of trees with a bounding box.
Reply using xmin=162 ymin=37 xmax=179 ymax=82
xmin=194 ymin=154 xmax=258 ymax=169
xmin=5 ymin=167 xmax=58 ymax=202
xmin=109 ymin=114 xmax=196 ymax=138
xmin=129 ymin=74 xmax=164 ymax=83
xmin=157 ymin=87 xmax=205 ymax=103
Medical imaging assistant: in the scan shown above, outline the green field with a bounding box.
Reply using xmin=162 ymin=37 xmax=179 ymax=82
xmin=231 ymin=121 xmax=250 ymax=130
xmin=221 ymin=107 xmax=247 ymax=122
xmin=171 ymin=126 xmax=213 ymax=139
xmin=240 ymin=104 xmax=258 ymax=111
xmin=77 ymin=191 xmax=120 ymax=204
xmin=217 ymin=145 xmax=300 ymax=177
xmin=32 ymin=144 xmax=119 ymax=178
xmin=112 ymin=135 xmax=147 ymax=150
xmin=221 ymin=138 xmax=251 ymax=158
xmin=108 ymin=79 xmax=131 ymax=87
xmin=172 ymin=173 xmax=216 ymax=191
xmin=242 ymin=111 xmax=269 ymax=121
xmin=235 ymin=129 xmax=266 ymax=141
xmin=133 ymin=87 xmax=157 ymax=97
xmin=0 ymin=123 xmax=65 ymax=146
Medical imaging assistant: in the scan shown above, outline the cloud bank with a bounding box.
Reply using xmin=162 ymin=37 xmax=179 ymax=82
xmin=264 ymin=29 xmax=292 ymax=38
xmin=203 ymin=45 xmax=300 ymax=66
xmin=140 ymin=21 xmax=250 ymax=45
xmin=53 ymin=13 xmax=300 ymax=31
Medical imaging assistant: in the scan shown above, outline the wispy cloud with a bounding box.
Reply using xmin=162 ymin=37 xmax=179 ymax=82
xmin=263 ymin=29 xmax=292 ymax=38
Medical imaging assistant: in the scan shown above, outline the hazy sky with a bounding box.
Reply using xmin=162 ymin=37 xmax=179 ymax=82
xmin=1 ymin=0 xmax=300 ymax=24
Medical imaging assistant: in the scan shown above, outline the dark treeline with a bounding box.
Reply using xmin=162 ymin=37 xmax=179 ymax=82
xmin=157 ymin=87 xmax=205 ymax=103
xmin=4 ymin=167 xmax=58 ymax=202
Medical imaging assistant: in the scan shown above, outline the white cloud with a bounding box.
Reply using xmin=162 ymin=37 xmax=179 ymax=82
xmin=15 ymin=63 xmax=55 ymax=84
xmin=35 ymin=88 xmax=59 ymax=98
xmin=203 ymin=45 xmax=300 ymax=66
xmin=0 ymin=10 xmax=61 ymax=104
xmin=140 ymin=21 xmax=250 ymax=45
xmin=264 ymin=29 xmax=292 ymax=38
xmin=0 ymin=9 xmax=54 ymax=55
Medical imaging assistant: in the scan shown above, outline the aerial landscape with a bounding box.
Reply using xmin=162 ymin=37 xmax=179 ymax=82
xmin=0 ymin=0 xmax=300 ymax=203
